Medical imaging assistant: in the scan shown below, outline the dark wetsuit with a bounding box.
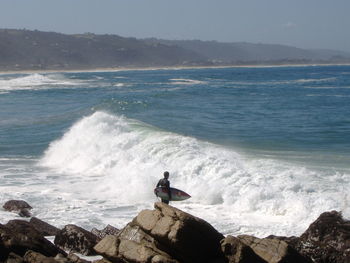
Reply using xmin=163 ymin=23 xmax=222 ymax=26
xmin=156 ymin=178 xmax=171 ymax=204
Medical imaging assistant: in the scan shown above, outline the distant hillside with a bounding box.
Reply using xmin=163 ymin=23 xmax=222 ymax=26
xmin=145 ymin=39 xmax=350 ymax=65
xmin=0 ymin=29 xmax=205 ymax=71
xmin=0 ymin=29 xmax=350 ymax=71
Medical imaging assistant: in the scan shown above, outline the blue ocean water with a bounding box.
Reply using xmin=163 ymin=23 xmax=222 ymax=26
xmin=0 ymin=65 xmax=349 ymax=236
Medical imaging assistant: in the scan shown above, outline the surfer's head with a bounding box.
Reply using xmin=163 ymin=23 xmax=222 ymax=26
xmin=163 ymin=171 xmax=169 ymax=179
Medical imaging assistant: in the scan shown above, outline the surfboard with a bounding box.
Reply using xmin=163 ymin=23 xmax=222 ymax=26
xmin=154 ymin=187 xmax=191 ymax=201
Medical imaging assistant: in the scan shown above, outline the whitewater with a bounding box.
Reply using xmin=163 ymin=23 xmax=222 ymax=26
xmin=0 ymin=66 xmax=349 ymax=237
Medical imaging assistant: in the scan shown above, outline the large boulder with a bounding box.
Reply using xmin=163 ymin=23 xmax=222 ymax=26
xmin=3 ymin=200 xmax=32 ymax=217
xmin=291 ymin=210 xmax=350 ymax=263
xmin=29 ymin=217 xmax=60 ymax=236
xmin=238 ymin=235 xmax=311 ymax=263
xmin=95 ymin=202 xmax=226 ymax=263
xmin=94 ymin=224 xmax=178 ymax=263
xmin=54 ymin=224 xmax=99 ymax=256
xmin=0 ymin=221 xmax=64 ymax=258
xmin=131 ymin=202 xmax=225 ymax=263
xmin=221 ymin=235 xmax=267 ymax=263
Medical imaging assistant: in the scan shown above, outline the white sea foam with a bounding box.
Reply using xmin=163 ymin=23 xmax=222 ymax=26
xmin=32 ymin=111 xmax=350 ymax=236
xmin=0 ymin=73 xmax=80 ymax=91
xmin=114 ymin=83 xmax=125 ymax=87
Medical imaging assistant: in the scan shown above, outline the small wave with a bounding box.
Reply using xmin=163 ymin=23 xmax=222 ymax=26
xmin=305 ymin=86 xmax=350 ymax=89
xmin=0 ymin=73 xmax=80 ymax=91
xmin=170 ymin=78 xmax=206 ymax=85
xmin=295 ymin=77 xmax=337 ymax=83
xmin=306 ymin=94 xmax=350 ymax=98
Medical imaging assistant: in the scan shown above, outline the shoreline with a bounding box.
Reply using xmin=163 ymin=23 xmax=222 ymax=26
xmin=1 ymin=63 xmax=350 ymax=75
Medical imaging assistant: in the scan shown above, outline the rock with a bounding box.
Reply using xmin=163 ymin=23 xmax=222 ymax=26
xmin=0 ymin=236 xmax=11 ymax=261
xmin=3 ymin=200 xmax=32 ymax=211
xmin=92 ymin=259 xmax=113 ymax=263
xmin=91 ymin=225 xmax=120 ymax=240
xmin=22 ymin=250 xmax=92 ymax=263
xmin=29 ymin=217 xmax=60 ymax=236
xmin=54 ymin=224 xmax=99 ymax=256
xmin=238 ymin=235 xmax=311 ymax=263
xmin=5 ymin=252 xmax=23 ymax=263
xmin=221 ymin=235 xmax=267 ymax=263
xmin=0 ymin=220 xmax=64 ymax=257
xmin=292 ymin=210 xmax=350 ymax=263
xmin=93 ymin=235 xmax=121 ymax=262
xmin=23 ymin=250 xmax=59 ymax=263
xmin=132 ymin=202 xmax=225 ymax=263
xmin=3 ymin=200 xmax=32 ymax=217
xmin=94 ymin=224 xmax=178 ymax=263
xmin=66 ymin=253 xmax=92 ymax=263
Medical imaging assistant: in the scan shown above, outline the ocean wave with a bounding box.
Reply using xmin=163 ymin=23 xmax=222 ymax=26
xmin=0 ymin=73 xmax=81 ymax=91
xmin=169 ymin=78 xmax=206 ymax=85
xmin=295 ymin=77 xmax=337 ymax=83
xmin=38 ymin=111 xmax=350 ymax=236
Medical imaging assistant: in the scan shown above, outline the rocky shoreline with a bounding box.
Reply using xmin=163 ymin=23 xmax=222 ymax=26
xmin=1 ymin=200 xmax=349 ymax=263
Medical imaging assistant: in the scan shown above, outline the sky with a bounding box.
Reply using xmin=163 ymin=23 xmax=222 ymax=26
xmin=1 ymin=0 xmax=350 ymax=52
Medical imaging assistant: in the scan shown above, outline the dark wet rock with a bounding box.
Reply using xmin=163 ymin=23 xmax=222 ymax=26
xmin=91 ymin=225 xmax=120 ymax=240
xmin=18 ymin=209 xmax=31 ymax=217
xmin=0 ymin=235 xmax=11 ymax=261
xmin=221 ymin=235 xmax=267 ymax=263
xmin=3 ymin=200 xmax=32 ymax=218
xmin=0 ymin=220 xmax=64 ymax=258
xmin=4 ymin=252 xmax=23 ymax=263
xmin=238 ymin=235 xmax=311 ymax=263
xmin=3 ymin=200 xmax=32 ymax=211
xmin=29 ymin=217 xmax=60 ymax=236
xmin=54 ymin=224 xmax=99 ymax=256
xmin=291 ymin=210 xmax=350 ymax=263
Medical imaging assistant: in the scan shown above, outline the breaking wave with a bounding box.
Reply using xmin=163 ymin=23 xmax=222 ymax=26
xmin=39 ymin=111 xmax=350 ymax=236
xmin=0 ymin=73 xmax=80 ymax=91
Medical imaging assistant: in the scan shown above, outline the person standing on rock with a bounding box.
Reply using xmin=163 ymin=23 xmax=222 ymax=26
xmin=155 ymin=171 xmax=172 ymax=204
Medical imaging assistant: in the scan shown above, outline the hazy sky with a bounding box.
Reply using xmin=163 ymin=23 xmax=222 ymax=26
xmin=1 ymin=0 xmax=350 ymax=52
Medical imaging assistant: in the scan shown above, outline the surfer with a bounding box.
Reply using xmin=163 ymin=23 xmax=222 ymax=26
xmin=156 ymin=171 xmax=172 ymax=204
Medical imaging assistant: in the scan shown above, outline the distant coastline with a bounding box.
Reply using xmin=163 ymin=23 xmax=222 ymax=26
xmin=1 ymin=29 xmax=350 ymax=74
